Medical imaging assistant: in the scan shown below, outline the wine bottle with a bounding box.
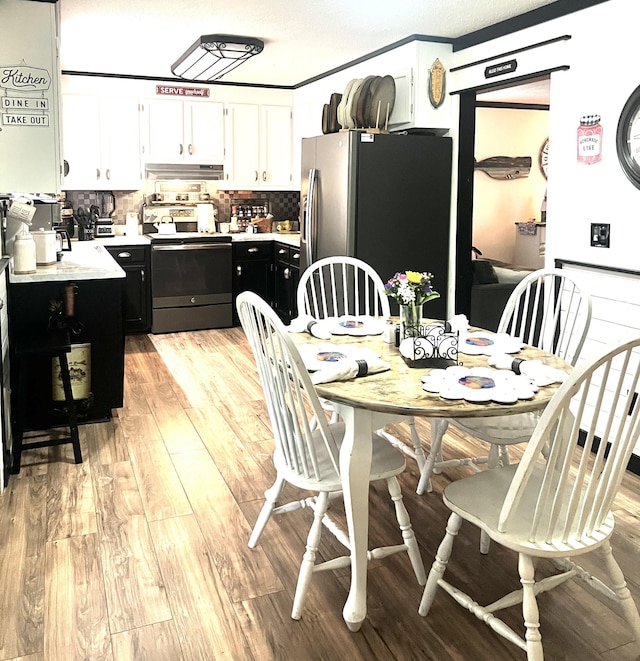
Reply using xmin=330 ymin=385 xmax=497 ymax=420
xmin=51 ymin=283 xmax=92 ymax=404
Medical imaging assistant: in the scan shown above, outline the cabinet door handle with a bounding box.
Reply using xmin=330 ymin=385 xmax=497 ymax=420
xmin=248 ymin=247 xmax=258 ymax=253
xmin=284 ymin=267 xmax=290 ymax=280
xmin=292 ymin=252 xmax=300 ymax=260
xmin=106 ymin=168 xmax=111 ymax=180
xmin=96 ymin=168 xmax=101 ymax=180
xmin=255 ymin=170 xmax=259 ymax=182
xmin=278 ymin=248 xmax=286 ymax=255
xmin=188 ymin=144 xmax=193 ymax=155
xmin=262 ymin=170 xmax=267 ymax=181
xmin=179 ymin=143 xmax=184 ymax=155
xmin=236 ymin=265 xmax=242 ymax=276
xmin=117 ymin=251 xmax=131 ymax=258
xmin=141 ymin=269 xmax=145 ymax=282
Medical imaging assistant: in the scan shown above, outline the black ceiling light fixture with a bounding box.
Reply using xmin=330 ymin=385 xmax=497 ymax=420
xmin=171 ymin=34 xmax=264 ymax=82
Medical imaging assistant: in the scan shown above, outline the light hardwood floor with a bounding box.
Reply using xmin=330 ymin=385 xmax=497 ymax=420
xmin=0 ymin=328 xmax=638 ymax=661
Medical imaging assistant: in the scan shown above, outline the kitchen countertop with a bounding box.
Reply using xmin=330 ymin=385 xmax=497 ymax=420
xmin=229 ymin=231 xmax=300 ymax=247
xmin=95 ymin=231 xmax=301 ymax=248
xmin=6 ymin=232 xmax=300 ymax=285
xmin=8 ymin=241 xmax=126 ymax=284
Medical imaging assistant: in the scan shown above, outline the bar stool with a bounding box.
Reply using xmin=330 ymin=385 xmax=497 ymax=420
xmin=11 ymin=326 xmax=83 ymax=474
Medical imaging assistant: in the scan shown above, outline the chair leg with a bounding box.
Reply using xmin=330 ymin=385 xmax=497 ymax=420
xmin=386 ymin=476 xmax=425 ymax=584
xmin=519 ymin=553 xmax=544 ymax=661
xmin=248 ymin=476 xmax=286 ymax=549
xmin=406 ymin=417 xmax=427 ymax=471
xmin=417 ymin=419 xmax=448 ymax=495
xmin=58 ymin=353 xmax=83 ymax=464
xmin=479 ymin=444 xmax=507 ymax=555
xmin=598 ymin=540 xmax=640 ymax=646
xmin=291 ymin=491 xmax=329 ymax=620
xmin=418 ymin=512 xmax=462 ymax=616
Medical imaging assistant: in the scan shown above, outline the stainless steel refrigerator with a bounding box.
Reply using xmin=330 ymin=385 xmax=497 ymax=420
xmin=300 ymin=131 xmax=452 ymax=318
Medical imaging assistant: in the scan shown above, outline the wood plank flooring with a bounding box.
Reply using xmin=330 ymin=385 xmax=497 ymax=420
xmin=0 ymin=328 xmax=638 ymax=661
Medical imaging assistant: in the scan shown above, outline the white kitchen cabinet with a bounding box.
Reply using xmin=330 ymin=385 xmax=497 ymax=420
xmin=261 ymin=105 xmax=293 ymax=188
xmin=223 ymin=103 xmax=292 ymax=190
xmin=0 ymin=0 xmax=62 ymax=193
xmin=223 ymin=103 xmax=260 ymax=186
xmin=62 ymin=94 xmax=143 ymax=190
xmin=143 ymin=99 xmax=225 ymax=164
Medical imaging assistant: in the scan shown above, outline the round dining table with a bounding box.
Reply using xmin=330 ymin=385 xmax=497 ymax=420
xmin=292 ymin=323 xmax=573 ymax=631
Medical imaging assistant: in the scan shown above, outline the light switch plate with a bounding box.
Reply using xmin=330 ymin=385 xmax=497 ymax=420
xmin=591 ymin=223 xmax=610 ymax=247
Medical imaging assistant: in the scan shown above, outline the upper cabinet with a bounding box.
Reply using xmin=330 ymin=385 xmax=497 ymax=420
xmin=222 ymin=103 xmax=292 ymax=190
xmin=261 ymin=105 xmax=294 ymax=189
xmin=143 ymin=98 xmax=225 ymax=164
xmin=62 ymin=94 xmax=143 ymax=190
xmin=0 ymin=0 xmax=62 ymax=193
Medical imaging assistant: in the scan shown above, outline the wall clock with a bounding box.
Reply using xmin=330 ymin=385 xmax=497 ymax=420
xmin=539 ymin=137 xmax=549 ymax=179
xmin=616 ymin=84 xmax=640 ymax=190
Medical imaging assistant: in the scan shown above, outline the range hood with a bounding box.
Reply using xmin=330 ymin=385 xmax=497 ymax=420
xmin=145 ymin=163 xmax=224 ymax=181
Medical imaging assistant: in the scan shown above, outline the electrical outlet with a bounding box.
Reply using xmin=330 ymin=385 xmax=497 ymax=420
xmin=591 ymin=223 xmax=610 ymax=247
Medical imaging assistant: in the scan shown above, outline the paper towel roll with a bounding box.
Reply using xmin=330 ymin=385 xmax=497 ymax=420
xmin=197 ymin=204 xmax=215 ymax=233
xmin=125 ymin=212 xmax=139 ymax=236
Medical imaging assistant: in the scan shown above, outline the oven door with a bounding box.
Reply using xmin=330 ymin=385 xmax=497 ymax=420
xmin=151 ymin=242 xmax=232 ymax=332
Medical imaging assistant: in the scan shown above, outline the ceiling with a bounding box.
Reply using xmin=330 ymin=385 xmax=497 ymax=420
xmin=59 ymin=0 xmax=561 ymax=89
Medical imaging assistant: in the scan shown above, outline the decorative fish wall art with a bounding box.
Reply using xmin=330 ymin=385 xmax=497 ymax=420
xmin=474 ymin=156 xmax=532 ymax=180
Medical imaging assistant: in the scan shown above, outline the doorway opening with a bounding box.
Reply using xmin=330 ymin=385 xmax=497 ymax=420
xmin=455 ymin=74 xmax=550 ymax=328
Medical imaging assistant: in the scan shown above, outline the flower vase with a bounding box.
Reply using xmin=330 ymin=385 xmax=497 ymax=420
xmin=400 ymin=302 xmax=423 ymax=339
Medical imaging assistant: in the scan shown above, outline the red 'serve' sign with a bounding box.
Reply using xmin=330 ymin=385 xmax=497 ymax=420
xmin=156 ymin=85 xmax=210 ymax=98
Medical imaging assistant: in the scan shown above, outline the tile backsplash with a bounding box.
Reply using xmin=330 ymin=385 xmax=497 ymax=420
xmin=63 ymin=189 xmax=301 ymax=225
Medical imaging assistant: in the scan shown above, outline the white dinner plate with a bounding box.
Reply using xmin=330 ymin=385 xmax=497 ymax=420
xmin=458 ymin=331 xmax=523 ymax=356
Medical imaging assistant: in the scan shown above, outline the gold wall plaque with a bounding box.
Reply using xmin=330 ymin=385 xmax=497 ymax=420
xmin=428 ymin=59 xmax=446 ymax=109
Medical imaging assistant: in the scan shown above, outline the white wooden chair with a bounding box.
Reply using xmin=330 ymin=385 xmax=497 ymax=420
xmin=417 ymin=268 xmax=592 ymax=502
xmin=296 ymin=255 xmax=428 ymax=471
xmin=236 ymin=290 xmax=425 ymax=620
xmin=419 ymin=335 xmax=640 ymax=660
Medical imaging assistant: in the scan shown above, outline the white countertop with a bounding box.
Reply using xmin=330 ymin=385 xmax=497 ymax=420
xmin=9 ymin=241 xmax=126 ymax=284
xmin=7 ymin=231 xmax=300 ymax=285
xmin=95 ymin=231 xmax=300 ymax=247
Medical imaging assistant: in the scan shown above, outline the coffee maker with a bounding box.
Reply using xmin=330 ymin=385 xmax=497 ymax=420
xmin=54 ymin=198 xmax=75 ymax=237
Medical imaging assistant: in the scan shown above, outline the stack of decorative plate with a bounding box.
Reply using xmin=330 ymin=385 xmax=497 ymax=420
xmin=337 ymin=75 xmax=396 ymax=130
xmin=321 ymin=92 xmax=343 ymax=134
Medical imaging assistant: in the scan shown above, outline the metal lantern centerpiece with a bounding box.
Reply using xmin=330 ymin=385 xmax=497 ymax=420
xmin=400 ymin=321 xmax=459 ymax=368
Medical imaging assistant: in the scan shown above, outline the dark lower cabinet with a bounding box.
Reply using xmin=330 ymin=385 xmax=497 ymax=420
xmin=232 ymin=241 xmax=273 ymax=324
xmin=273 ymin=242 xmax=300 ymax=323
xmin=106 ymin=245 xmax=151 ymax=333
xmin=9 ymin=277 xmax=124 ymax=431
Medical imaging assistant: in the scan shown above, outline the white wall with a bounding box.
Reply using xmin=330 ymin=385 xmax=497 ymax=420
xmin=61 ymin=75 xmax=293 ymax=105
xmin=451 ymin=0 xmax=640 ymax=459
xmin=473 ymin=107 xmax=549 ymax=264
xmin=450 ymin=0 xmax=640 ymax=276
xmin=292 ymin=40 xmax=454 ymax=188
xmin=292 ymin=40 xmax=459 ymax=310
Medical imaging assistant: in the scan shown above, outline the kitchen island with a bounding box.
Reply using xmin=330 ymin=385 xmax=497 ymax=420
xmin=8 ymin=242 xmax=126 ymax=435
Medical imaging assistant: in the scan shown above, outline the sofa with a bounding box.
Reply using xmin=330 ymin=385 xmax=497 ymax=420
xmin=469 ymin=259 xmax=535 ymax=331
